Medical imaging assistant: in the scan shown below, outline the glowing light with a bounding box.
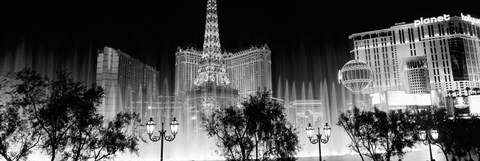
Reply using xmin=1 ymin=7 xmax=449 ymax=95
xmin=305 ymin=123 xmax=314 ymax=138
xmin=370 ymin=93 xmax=381 ymax=104
xmin=170 ymin=117 xmax=179 ymax=135
xmin=468 ymin=95 xmax=480 ymax=115
xmin=146 ymin=117 xmax=156 ymax=135
xmin=419 ymin=130 xmax=426 ymax=140
xmin=371 ymin=91 xmax=431 ymax=106
xmin=323 ymin=123 xmax=331 ymax=138
xmin=431 ymin=130 xmax=439 ymax=140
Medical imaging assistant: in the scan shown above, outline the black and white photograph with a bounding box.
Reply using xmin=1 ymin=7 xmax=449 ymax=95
xmin=1 ymin=1 xmax=479 ymax=161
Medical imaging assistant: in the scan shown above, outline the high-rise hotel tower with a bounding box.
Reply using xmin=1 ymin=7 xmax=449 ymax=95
xmin=174 ymin=0 xmax=272 ymax=99
xmin=96 ymin=46 xmax=160 ymax=120
xmin=349 ymin=13 xmax=480 ymax=96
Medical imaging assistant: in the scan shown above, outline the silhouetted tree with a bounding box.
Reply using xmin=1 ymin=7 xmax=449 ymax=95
xmin=413 ymin=108 xmax=451 ymax=161
xmin=88 ymin=112 xmax=145 ymax=161
xmin=205 ymin=106 xmax=252 ymax=161
xmin=338 ymin=107 xmax=416 ymax=161
xmin=243 ymin=89 xmax=300 ymax=160
xmin=30 ymin=71 xmax=100 ymax=161
xmin=337 ymin=107 xmax=366 ymax=161
xmin=9 ymin=68 xmax=145 ymax=161
xmin=414 ymin=107 xmax=480 ymax=161
xmin=380 ymin=109 xmax=416 ymax=161
xmin=0 ymin=72 xmax=43 ymax=161
xmin=204 ymin=89 xmax=300 ymax=161
xmin=62 ymin=101 xmax=145 ymax=161
xmin=417 ymin=108 xmax=480 ymax=161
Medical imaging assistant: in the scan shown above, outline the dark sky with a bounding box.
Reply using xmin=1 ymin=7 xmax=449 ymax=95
xmin=1 ymin=1 xmax=479 ymax=98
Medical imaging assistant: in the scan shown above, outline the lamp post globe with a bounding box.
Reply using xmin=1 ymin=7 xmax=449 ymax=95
xmin=431 ymin=130 xmax=439 ymax=140
xmin=170 ymin=117 xmax=179 ymax=135
xmin=419 ymin=129 xmax=438 ymax=161
xmin=306 ymin=123 xmax=314 ymax=139
xmin=419 ymin=130 xmax=426 ymax=140
xmin=146 ymin=117 xmax=156 ymax=135
xmin=305 ymin=123 xmax=331 ymax=161
xmin=146 ymin=117 xmax=179 ymax=161
xmin=323 ymin=123 xmax=331 ymax=138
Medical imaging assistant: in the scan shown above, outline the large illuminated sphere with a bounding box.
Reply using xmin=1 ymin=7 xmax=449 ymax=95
xmin=338 ymin=59 xmax=373 ymax=93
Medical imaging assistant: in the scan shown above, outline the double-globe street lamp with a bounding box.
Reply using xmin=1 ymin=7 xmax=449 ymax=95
xmin=419 ymin=129 xmax=439 ymax=161
xmin=306 ymin=123 xmax=331 ymax=161
xmin=146 ymin=117 xmax=179 ymax=161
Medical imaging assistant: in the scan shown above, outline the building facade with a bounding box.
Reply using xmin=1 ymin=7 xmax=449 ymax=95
xmin=224 ymin=46 xmax=272 ymax=97
xmin=349 ymin=13 xmax=480 ymax=97
xmin=174 ymin=0 xmax=272 ymax=99
xmin=96 ymin=46 xmax=160 ymax=120
xmin=174 ymin=47 xmax=201 ymax=97
xmin=175 ymin=47 xmax=272 ymax=99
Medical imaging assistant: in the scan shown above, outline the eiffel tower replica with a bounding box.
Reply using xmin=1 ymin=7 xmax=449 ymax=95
xmin=186 ymin=0 xmax=239 ymax=115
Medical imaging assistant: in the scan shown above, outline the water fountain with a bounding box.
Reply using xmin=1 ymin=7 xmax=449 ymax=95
xmin=0 ymin=1 xmax=374 ymax=160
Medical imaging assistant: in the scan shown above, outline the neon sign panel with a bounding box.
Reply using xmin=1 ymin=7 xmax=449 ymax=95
xmin=413 ymin=13 xmax=480 ymax=27
xmin=461 ymin=13 xmax=480 ymax=25
xmin=414 ymin=14 xmax=450 ymax=27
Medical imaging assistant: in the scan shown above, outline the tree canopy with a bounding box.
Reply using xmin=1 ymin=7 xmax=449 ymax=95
xmin=337 ymin=107 xmax=416 ymax=161
xmin=414 ymin=107 xmax=480 ymax=161
xmin=0 ymin=68 xmax=145 ymax=161
xmin=204 ymin=89 xmax=300 ymax=161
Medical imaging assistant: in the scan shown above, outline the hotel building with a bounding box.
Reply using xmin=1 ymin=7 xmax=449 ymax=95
xmin=96 ymin=46 xmax=160 ymax=120
xmin=175 ymin=46 xmax=272 ymax=99
xmin=349 ymin=13 xmax=480 ymax=98
xmin=225 ymin=46 xmax=272 ymax=97
xmin=174 ymin=0 xmax=272 ymax=99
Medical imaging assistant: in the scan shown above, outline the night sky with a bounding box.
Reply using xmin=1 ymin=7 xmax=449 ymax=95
xmin=1 ymin=1 xmax=479 ymax=98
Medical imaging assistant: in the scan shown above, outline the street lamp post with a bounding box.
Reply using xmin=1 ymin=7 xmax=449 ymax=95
xmin=146 ymin=117 xmax=179 ymax=161
xmin=306 ymin=123 xmax=331 ymax=161
xmin=419 ymin=129 xmax=439 ymax=161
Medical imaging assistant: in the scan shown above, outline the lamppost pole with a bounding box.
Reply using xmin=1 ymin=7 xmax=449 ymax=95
xmin=428 ymin=134 xmax=433 ymax=161
xmin=317 ymin=128 xmax=322 ymax=161
xmin=146 ymin=117 xmax=179 ymax=161
xmin=306 ymin=123 xmax=331 ymax=161
xmin=160 ymin=123 xmax=165 ymax=161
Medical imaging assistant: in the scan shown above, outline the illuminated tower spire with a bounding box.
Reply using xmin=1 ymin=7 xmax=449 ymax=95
xmin=193 ymin=0 xmax=231 ymax=87
xmin=202 ymin=0 xmax=221 ymax=60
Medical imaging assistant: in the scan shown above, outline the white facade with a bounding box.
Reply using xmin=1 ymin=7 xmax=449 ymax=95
xmin=174 ymin=46 xmax=272 ymax=98
xmin=225 ymin=45 xmax=272 ymax=97
xmin=96 ymin=46 xmax=160 ymax=120
xmin=174 ymin=47 xmax=202 ymax=96
xmin=349 ymin=13 xmax=480 ymax=96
